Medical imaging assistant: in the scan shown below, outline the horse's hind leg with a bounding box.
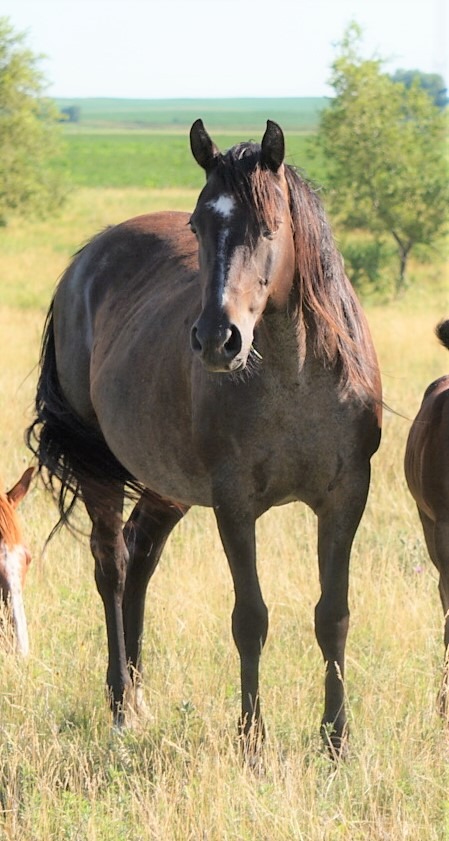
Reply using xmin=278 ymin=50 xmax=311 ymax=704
xmin=80 ymin=479 xmax=130 ymax=725
xmin=122 ymin=493 xmax=188 ymax=709
xmin=419 ymin=508 xmax=449 ymax=717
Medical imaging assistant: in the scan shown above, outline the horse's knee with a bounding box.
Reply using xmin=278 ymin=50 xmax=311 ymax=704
xmin=315 ymin=599 xmax=349 ymax=657
xmin=91 ymin=524 xmax=129 ymax=595
xmin=232 ymin=599 xmax=268 ymax=658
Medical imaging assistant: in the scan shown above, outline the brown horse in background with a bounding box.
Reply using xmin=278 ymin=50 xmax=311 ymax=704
xmin=27 ymin=120 xmax=381 ymax=756
xmin=404 ymin=319 xmax=449 ymax=717
xmin=0 ymin=467 xmax=34 ymax=655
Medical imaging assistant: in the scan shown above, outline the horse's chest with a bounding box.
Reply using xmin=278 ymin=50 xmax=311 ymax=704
xmin=241 ymin=418 xmax=339 ymax=509
xmin=195 ymin=379 xmax=350 ymax=509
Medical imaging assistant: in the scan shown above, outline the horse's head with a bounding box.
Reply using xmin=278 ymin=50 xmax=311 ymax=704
xmin=189 ymin=120 xmax=295 ymax=373
xmin=0 ymin=467 xmax=33 ymax=655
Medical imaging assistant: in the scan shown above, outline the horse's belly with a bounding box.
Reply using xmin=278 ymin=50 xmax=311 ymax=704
xmin=132 ymin=453 xmax=214 ymax=507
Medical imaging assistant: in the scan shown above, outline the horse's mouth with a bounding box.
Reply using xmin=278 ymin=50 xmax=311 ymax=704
xmin=229 ymin=358 xmax=245 ymax=373
xmin=202 ymin=356 xmax=246 ymax=375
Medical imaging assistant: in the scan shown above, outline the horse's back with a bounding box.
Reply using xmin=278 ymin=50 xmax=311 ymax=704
xmin=52 ymin=211 xmax=200 ymax=423
xmin=56 ymin=211 xmax=198 ymax=319
xmin=405 ymin=374 xmax=449 ymax=520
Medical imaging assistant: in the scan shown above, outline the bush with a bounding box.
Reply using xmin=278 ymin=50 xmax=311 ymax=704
xmin=341 ymin=236 xmax=396 ymax=298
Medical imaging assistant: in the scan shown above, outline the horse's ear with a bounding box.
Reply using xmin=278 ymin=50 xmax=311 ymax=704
xmin=190 ymin=119 xmax=220 ymax=174
xmin=261 ymin=120 xmax=285 ymax=173
xmin=7 ymin=467 xmax=34 ymax=509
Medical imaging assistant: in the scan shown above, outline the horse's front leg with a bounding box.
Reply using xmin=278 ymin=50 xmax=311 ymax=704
xmin=214 ymin=502 xmax=268 ymax=755
xmin=315 ymin=468 xmax=371 ymax=757
xmin=81 ymin=480 xmax=129 ymax=726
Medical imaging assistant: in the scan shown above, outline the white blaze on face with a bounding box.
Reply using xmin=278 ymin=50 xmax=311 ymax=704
xmin=1 ymin=546 xmax=29 ymax=656
xmin=206 ymin=194 xmax=235 ymax=220
xmin=206 ymin=195 xmax=236 ymax=305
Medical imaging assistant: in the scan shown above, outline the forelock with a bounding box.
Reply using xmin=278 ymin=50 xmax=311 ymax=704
xmin=212 ymin=142 xmax=282 ymax=234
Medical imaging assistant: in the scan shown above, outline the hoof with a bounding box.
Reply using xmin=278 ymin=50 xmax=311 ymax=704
xmin=112 ymin=685 xmax=152 ymax=732
xmin=438 ymin=687 xmax=449 ymax=724
xmin=320 ymin=720 xmax=349 ymax=760
xmin=238 ymin=715 xmax=265 ymax=769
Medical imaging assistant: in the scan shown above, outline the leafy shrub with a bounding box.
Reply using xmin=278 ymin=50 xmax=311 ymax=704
xmin=341 ymin=236 xmax=396 ymax=298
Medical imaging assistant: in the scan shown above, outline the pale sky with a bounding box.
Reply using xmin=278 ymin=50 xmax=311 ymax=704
xmin=1 ymin=0 xmax=447 ymax=99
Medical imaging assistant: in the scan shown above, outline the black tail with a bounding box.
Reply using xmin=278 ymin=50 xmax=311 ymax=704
xmin=436 ymin=319 xmax=449 ymax=351
xmin=26 ymin=299 xmax=143 ymax=534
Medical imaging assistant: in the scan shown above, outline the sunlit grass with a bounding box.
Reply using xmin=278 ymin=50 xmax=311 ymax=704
xmin=0 ymin=186 xmax=448 ymax=839
xmin=50 ymin=130 xmax=322 ymax=190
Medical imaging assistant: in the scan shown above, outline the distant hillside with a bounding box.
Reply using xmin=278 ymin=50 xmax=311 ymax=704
xmin=54 ymin=97 xmax=327 ymax=132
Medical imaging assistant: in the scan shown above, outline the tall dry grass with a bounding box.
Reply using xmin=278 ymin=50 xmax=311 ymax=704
xmin=0 ymin=188 xmax=448 ymax=840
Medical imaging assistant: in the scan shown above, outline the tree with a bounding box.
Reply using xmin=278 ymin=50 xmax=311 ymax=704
xmin=0 ymin=17 xmax=67 ymax=224
xmin=316 ymin=23 xmax=449 ymax=293
xmin=60 ymin=105 xmax=81 ymax=123
xmin=390 ymin=69 xmax=448 ymax=109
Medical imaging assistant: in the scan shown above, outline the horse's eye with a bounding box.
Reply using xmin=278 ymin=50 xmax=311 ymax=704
xmin=262 ymin=229 xmax=274 ymax=240
xmin=188 ymin=218 xmax=197 ymax=235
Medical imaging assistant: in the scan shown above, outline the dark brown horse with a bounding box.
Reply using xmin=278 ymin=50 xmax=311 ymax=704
xmin=404 ymin=319 xmax=449 ymax=717
xmin=27 ymin=120 xmax=382 ymax=755
xmin=0 ymin=467 xmax=34 ymax=655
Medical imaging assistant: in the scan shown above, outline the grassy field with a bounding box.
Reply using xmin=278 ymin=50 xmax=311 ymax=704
xmin=55 ymin=132 xmax=323 ymax=190
xmin=54 ymin=97 xmax=326 ymax=132
xmin=51 ymin=98 xmax=326 ymax=190
xmin=0 ymin=184 xmax=449 ymax=839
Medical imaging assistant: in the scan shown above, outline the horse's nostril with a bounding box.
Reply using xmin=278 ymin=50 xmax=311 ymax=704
xmin=224 ymin=325 xmax=242 ymax=357
xmin=190 ymin=326 xmax=202 ymax=353
xmin=191 ymin=319 xmax=242 ymax=366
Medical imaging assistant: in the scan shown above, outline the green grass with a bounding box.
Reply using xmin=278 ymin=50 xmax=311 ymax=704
xmin=50 ymin=97 xmax=327 ymax=190
xmin=0 ymin=186 xmax=449 ymax=839
xmin=55 ymin=96 xmax=326 ymax=132
xmin=54 ymin=131 xmax=324 ymax=189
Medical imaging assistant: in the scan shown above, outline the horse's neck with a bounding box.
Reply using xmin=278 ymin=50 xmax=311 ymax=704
xmin=257 ymin=307 xmax=306 ymax=376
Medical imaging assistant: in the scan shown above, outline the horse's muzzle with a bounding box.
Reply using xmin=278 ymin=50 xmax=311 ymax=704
xmin=190 ymin=319 xmax=244 ymax=372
